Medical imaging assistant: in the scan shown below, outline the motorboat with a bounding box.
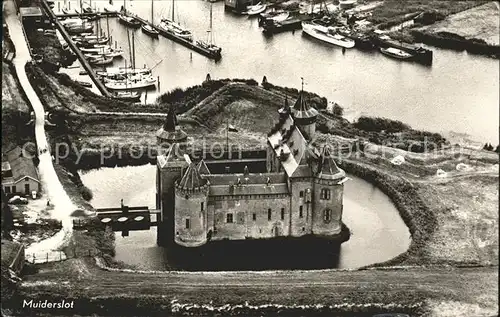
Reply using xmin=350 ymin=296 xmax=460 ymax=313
xmin=103 ymin=48 xmax=124 ymax=58
xmin=112 ymin=91 xmax=141 ymax=102
xmin=158 ymin=19 xmax=193 ymax=41
xmin=118 ymin=14 xmax=141 ymax=28
xmin=245 ymin=3 xmax=267 ymax=16
xmin=74 ymin=36 xmax=110 ymax=46
xmin=379 ymin=47 xmax=414 ymax=60
xmin=104 ymin=75 xmax=157 ymax=90
xmin=141 ymin=24 xmax=159 ymax=37
xmin=302 ymin=22 xmax=355 ymax=48
xmin=270 ymin=11 xmax=289 ymax=22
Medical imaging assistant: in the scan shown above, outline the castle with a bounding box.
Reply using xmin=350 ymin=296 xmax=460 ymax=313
xmin=155 ymin=89 xmax=348 ymax=248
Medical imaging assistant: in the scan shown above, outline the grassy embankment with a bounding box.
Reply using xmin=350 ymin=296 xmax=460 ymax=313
xmin=367 ymin=0 xmax=499 ymax=57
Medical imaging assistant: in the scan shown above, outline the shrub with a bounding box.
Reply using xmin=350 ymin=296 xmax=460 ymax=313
xmin=354 ymin=116 xmax=410 ymax=133
xmin=79 ymin=186 xmax=93 ymax=201
xmin=332 ymin=103 xmax=344 ymax=117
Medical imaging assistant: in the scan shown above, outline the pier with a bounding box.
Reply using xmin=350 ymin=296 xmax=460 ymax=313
xmin=121 ymin=11 xmax=222 ymax=61
xmin=39 ymin=0 xmax=112 ymax=97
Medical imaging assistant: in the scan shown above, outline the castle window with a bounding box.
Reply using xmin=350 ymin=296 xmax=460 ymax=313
xmin=201 ymin=202 xmax=204 ymax=211
xmin=268 ymin=208 xmax=272 ymax=221
xmin=281 ymin=208 xmax=285 ymax=220
xmin=320 ymin=188 xmax=331 ymax=200
xmin=226 ymin=213 xmax=233 ymax=223
xmin=185 ymin=218 xmax=190 ymax=229
xmin=4 ymin=186 xmax=10 ymax=193
xmin=252 ymin=213 xmax=256 ymax=221
xmin=299 ymin=190 xmax=304 ymax=198
xmin=299 ymin=206 xmax=303 ymax=218
xmin=324 ymin=209 xmax=332 ymax=223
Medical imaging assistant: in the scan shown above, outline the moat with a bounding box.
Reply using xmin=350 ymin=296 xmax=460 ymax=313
xmin=80 ymin=164 xmax=410 ymax=270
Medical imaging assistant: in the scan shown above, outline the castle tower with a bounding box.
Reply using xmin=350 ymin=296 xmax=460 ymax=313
xmin=312 ymin=146 xmax=346 ymax=236
xmin=291 ymin=90 xmax=318 ymax=141
xmin=156 ymin=143 xmax=189 ymax=246
xmin=156 ymin=105 xmax=188 ymax=148
xmin=174 ymin=163 xmax=210 ymax=247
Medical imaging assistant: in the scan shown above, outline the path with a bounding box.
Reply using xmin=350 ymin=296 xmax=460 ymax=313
xmin=4 ymin=0 xmax=76 ymax=263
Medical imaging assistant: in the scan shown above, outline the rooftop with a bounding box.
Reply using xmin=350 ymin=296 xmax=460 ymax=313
xmin=2 ymin=147 xmax=39 ymax=184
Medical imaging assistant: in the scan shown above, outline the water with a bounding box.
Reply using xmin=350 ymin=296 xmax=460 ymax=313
xmin=80 ymin=164 xmax=410 ymax=270
xmin=57 ymin=0 xmax=499 ymax=144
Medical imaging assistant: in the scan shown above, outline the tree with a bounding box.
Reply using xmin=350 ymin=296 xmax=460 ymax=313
xmin=495 ymin=145 xmax=500 ymax=153
xmin=332 ymin=103 xmax=344 ymax=117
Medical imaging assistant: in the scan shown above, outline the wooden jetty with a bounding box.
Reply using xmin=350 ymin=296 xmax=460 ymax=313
xmin=122 ymin=11 xmax=222 ymax=61
xmin=39 ymin=0 xmax=112 ymax=97
xmin=55 ymin=11 xmax=118 ymax=18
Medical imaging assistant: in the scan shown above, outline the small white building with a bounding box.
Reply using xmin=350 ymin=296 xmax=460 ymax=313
xmin=1 ymin=147 xmax=41 ymax=196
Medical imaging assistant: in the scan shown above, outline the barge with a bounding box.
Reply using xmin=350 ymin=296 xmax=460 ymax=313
xmin=373 ymin=34 xmax=433 ymax=65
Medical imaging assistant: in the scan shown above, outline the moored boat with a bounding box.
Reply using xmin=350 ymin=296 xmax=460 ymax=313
xmin=158 ymin=19 xmax=193 ymax=41
xmin=104 ymin=75 xmax=157 ymax=90
xmin=80 ymin=45 xmax=111 ymax=53
xmin=245 ymin=3 xmax=267 ymax=16
xmin=88 ymin=56 xmax=114 ymax=66
xmin=302 ymin=22 xmax=355 ymax=48
xmin=96 ymin=67 xmax=152 ymax=78
xmin=76 ymin=80 xmax=92 ymax=87
xmin=141 ymin=24 xmax=159 ymax=37
xmin=118 ymin=14 xmax=141 ymax=28
xmin=379 ymin=47 xmax=414 ymax=60
xmin=112 ymin=91 xmax=141 ymax=102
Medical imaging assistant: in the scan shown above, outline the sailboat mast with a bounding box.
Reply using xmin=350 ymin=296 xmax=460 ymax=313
xmin=127 ymin=28 xmax=132 ymax=64
xmin=132 ymin=31 xmax=136 ymax=69
xmin=171 ymin=0 xmax=175 ymax=22
xmin=151 ymin=0 xmax=154 ymax=23
xmin=210 ymin=2 xmax=213 ymax=44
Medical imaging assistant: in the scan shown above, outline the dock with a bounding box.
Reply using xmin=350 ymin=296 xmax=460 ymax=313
xmin=39 ymin=0 xmax=112 ymax=97
xmin=54 ymin=11 xmax=118 ymax=19
xmin=121 ymin=11 xmax=222 ymax=61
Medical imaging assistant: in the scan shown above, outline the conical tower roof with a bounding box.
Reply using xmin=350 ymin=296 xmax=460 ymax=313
xmin=163 ymin=105 xmax=178 ymax=132
xmin=292 ymin=91 xmax=318 ymax=119
xmin=197 ymin=160 xmax=211 ymax=175
xmin=176 ymin=163 xmax=208 ymax=192
xmin=317 ymin=146 xmax=345 ymax=180
xmin=278 ymin=95 xmax=291 ymax=117
xmin=157 ymin=105 xmax=188 ymax=143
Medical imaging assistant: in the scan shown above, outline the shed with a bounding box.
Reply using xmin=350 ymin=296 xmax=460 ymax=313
xmin=2 ymin=147 xmax=41 ymax=195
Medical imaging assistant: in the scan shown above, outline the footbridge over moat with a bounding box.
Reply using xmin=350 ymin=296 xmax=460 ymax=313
xmin=73 ymin=205 xmax=161 ymax=237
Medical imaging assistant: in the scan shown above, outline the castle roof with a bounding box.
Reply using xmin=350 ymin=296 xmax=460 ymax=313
xmin=197 ymin=160 xmax=211 ymax=175
xmin=176 ymin=163 xmax=208 ymax=192
xmin=292 ymin=91 xmax=318 ymax=119
xmin=267 ymin=115 xmax=310 ymax=177
xmin=317 ymin=146 xmax=345 ymax=181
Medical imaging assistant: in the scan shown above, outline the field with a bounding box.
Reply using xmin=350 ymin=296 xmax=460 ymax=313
xmin=417 ymin=1 xmax=500 ymax=45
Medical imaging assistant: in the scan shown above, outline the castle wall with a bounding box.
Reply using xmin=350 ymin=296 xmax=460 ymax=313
xmin=174 ymin=190 xmax=208 ymax=247
xmin=289 ymin=177 xmax=314 ymax=236
xmin=208 ymin=195 xmax=290 ymax=241
xmin=312 ymin=180 xmax=343 ymax=236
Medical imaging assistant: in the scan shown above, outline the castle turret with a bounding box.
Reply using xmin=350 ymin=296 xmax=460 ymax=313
xmin=156 ymin=105 xmax=188 ymax=148
xmin=291 ymin=91 xmax=318 ymax=141
xmin=312 ymin=146 xmax=346 ymax=236
xmin=174 ymin=163 xmax=210 ymax=247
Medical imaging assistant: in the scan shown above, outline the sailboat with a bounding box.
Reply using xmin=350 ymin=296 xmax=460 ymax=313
xmin=158 ymin=0 xmax=193 ymax=41
xmin=196 ymin=3 xmax=222 ymax=58
xmin=141 ymin=0 xmax=159 ymax=37
xmin=118 ymin=0 xmax=141 ymax=28
xmin=245 ymin=2 xmax=267 ymax=16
